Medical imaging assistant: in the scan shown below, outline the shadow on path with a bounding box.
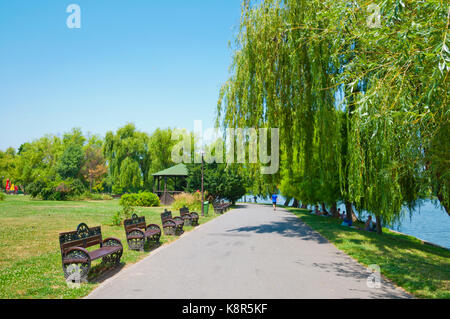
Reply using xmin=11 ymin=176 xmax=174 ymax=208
xmin=89 ymin=263 xmax=126 ymax=284
xmin=227 ymin=215 xmax=329 ymax=244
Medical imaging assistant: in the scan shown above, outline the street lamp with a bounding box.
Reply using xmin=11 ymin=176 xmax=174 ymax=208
xmin=201 ymin=150 xmax=205 ymax=217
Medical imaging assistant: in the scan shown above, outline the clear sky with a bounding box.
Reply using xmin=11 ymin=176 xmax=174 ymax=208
xmin=0 ymin=0 xmax=242 ymax=150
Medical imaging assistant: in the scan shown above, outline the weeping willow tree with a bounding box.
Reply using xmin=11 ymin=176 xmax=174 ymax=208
xmin=103 ymin=124 xmax=150 ymax=193
xmin=335 ymin=0 xmax=450 ymax=228
xmin=218 ymin=0 xmax=449 ymax=233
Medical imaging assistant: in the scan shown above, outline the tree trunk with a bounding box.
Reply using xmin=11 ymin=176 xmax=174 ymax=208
xmin=292 ymin=198 xmax=299 ymax=208
xmin=345 ymin=201 xmax=358 ymax=222
xmin=345 ymin=201 xmax=353 ymax=221
xmin=375 ymin=215 xmax=383 ymax=234
xmin=330 ymin=202 xmax=339 ymax=218
xmin=321 ymin=203 xmax=329 ymax=214
xmin=437 ymin=193 xmax=449 ymax=216
xmin=283 ymin=197 xmax=292 ymax=207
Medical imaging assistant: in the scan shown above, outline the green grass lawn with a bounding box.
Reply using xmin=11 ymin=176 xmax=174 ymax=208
xmin=287 ymin=207 xmax=450 ymax=299
xmin=0 ymin=195 xmax=219 ymax=299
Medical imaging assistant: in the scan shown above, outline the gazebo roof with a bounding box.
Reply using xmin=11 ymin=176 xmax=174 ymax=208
xmin=152 ymin=163 xmax=188 ymax=177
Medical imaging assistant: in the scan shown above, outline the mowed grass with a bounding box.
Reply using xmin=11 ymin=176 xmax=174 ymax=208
xmin=0 ymin=195 xmax=219 ymax=299
xmin=288 ymin=208 xmax=450 ymax=299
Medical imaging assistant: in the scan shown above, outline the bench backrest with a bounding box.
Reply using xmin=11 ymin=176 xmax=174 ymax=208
xmin=59 ymin=223 xmax=102 ymax=254
xmin=180 ymin=206 xmax=190 ymax=217
xmin=124 ymin=214 xmax=146 ymax=233
xmin=161 ymin=210 xmax=173 ymax=223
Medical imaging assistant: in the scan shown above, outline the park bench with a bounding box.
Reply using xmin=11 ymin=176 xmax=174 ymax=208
xmin=223 ymin=202 xmax=231 ymax=211
xmin=59 ymin=223 xmax=123 ymax=282
xmin=179 ymin=206 xmax=199 ymax=226
xmin=124 ymin=214 xmax=161 ymax=251
xmin=213 ymin=203 xmax=223 ymax=214
xmin=160 ymin=209 xmax=184 ymax=236
xmin=213 ymin=202 xmax=231 ymax=214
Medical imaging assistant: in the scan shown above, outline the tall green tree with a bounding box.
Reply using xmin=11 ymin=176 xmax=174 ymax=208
xmin=104 ymin=123 xmax=150 ymax=193
xmin=148 ymin=128 xmax=177 ymax=179
xmin=186 ymin=163 xmax=248 ymax=204
xmin=218 ymin=0 xmax=449 ymax=233
xmin=57 ymin=143 xmax=84 ymax=179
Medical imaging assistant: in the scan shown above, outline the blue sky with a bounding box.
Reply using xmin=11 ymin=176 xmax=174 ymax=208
xmin=0 ymin=0 xmax=242 ymax=150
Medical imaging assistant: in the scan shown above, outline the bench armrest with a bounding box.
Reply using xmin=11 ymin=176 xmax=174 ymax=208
xmin=172 ymin=216 xmax=184 ymax=223
xmin=64 ymin=246 xmax=89 ymax=256
xmin=146 ymin=224 xmax=161 ymax=231
xmin=162 ymin=219 xmax=176 ymax=227
xmin=62 ymin=247 xmax=91 ymax=263
xmin=103 ymin=237 xmax=123 ymax=248
xmin=126 ymin=228 xmax=145 ymax=237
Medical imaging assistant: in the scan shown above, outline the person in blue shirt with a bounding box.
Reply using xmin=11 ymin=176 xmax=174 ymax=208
xmin=272 ymin=194 xmax=278 ymax=211
xmin=341 ymin=212 xmax=353 ymax=227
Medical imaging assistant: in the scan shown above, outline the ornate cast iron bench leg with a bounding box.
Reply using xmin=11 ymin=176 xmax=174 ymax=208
xmin=127 ymin=229 xmax=145 ymax=251
xmin=163 ymin=220 xmax=176 ymax=236
xmin=62 ymin=248 xmax=91 ymax=283
xmin=102 ymin=238 xmax=123 ymax=265
xmin=190 ymin=212 xmax=199 ymax=226
xmin=147 ymin=224 xmax=161 ymax=246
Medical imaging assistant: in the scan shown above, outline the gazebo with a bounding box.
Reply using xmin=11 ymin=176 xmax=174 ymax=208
xmin=152 ymin=163 xmax=189 ymax=205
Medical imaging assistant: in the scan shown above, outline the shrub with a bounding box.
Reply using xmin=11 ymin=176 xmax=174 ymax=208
xmin=119 ymin=192 xmax=160 ymax=207
xmin=172 ymin=192 xmax=204 ymax=212
xmin=27 ymin=179 xmax=86 ymax=201
xmin=70 ymin=191 xmax=114 ymax=201
xmin=110 ymin=204 xmax=135 ymax=226
xmin=100 ymin=194 xmax=114 ymax=200
xmin=27 ymin=179 xmax=47 ymax=198
xmin=69 ymin=179 xmax=85 ymax=196
xmin=112 ymin=185 xmax=123 ymax=195
xmin=0 ymin=193 xmax=5 ymax=201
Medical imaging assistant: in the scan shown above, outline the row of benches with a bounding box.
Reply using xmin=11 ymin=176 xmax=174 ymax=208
xmin=59 ymin=206 xmax=199 ymax=282
xmin=213 ymin=202 xmax=232 ymax=214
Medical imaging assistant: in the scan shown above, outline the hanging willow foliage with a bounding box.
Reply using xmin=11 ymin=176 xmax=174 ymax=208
xmin=218 ymin=0 xmax=449 ymax=232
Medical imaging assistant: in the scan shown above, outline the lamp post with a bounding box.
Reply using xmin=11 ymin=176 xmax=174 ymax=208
xmin=201 ymin=151 xmax=205 ymax=217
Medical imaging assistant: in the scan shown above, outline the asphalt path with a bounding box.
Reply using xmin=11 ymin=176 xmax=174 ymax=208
xmin=87 ymin=204 xmax=411 ymax=299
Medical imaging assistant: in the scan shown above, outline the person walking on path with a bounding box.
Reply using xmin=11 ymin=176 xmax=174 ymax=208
xmin=272 ymin=194 xmax=278 ymax=211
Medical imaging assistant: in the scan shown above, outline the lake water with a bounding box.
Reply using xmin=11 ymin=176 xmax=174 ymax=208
xmin=238 ymin=195 xmax=450 ymax=249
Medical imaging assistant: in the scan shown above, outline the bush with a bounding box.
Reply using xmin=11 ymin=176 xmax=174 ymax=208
xmin=99 ymin=194 xmax=114 ymax=201
xmin=119 ymin=192 xmax=160 ymax=207
xmin=70 ymin=191 xmax=114 ymax=201
xmin=110 ymin=204 xmax=135 ymax=226
xmin=112 ymin=185 xmax=123 ymax=195
xmin=27 ymin=179 xmax=86 ymax=201
xmin=27 ymin=179 xmax=47 ymax=198
xmin=0 ymin=193 xmax=5 ymax=201
xmin=172 ymin=192 xmax=204 ymax=212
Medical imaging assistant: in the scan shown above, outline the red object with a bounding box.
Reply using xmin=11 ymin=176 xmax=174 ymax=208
xmin=5 ymin=179 xmax=10 ymax=191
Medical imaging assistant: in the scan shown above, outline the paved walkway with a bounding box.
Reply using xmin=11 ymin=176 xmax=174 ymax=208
xmin=87 ymin=204 xmax=411 ymax=299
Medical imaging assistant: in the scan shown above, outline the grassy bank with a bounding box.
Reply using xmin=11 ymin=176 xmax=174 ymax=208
xmin=0 ymin=195 xmax=219 ymax=299
xmin=288 ymin=208 xmax=450 ymax=299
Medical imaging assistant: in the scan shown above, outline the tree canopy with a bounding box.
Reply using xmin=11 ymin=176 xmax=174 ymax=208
xmin=217 ymin=0 xmax=449 ymax=231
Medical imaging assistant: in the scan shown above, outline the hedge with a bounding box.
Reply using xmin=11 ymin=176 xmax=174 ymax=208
xmin=119 ymin=192 xmax=160 ymax=207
